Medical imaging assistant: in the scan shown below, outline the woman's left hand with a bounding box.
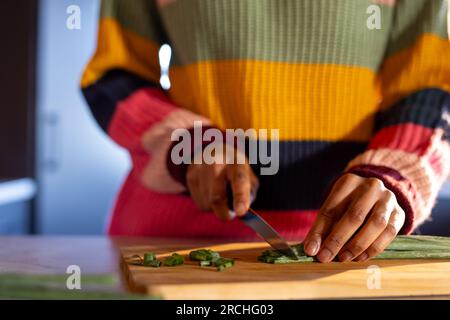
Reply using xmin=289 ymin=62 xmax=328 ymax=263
xmin=303 ymin=173 xmax=405 ymax=263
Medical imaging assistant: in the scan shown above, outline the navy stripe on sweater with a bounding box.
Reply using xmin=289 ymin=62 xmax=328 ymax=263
xmin=172 ymin=140 xmax=367 ymax=211
xmin=375 ymin=88 xmax=450 ymax=137
xmin=249 ymin=140 xmax=366 ymax=210
xmin=82 ymin=69 xmax=158 ymax=131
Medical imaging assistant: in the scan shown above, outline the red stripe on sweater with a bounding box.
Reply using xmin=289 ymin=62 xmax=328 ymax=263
xmin=370 ymin=124 xmax=449 ymax=179
xmin=107 ymin=173 xmax=317 ymax=240
xmin=108 ymin=88 xmax=178 ymax=152
xmin=368 ymin=123 xmax=433 ymax=155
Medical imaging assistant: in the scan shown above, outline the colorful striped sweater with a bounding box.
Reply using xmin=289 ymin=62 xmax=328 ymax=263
xmin=82 ymin=0 xmax=450 ymax=239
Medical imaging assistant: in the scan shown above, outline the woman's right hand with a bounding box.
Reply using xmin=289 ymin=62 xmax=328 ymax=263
xmin=186 ymin=150 xmax=259 ymax=220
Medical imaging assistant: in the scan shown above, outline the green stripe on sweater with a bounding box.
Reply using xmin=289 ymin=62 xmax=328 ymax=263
xmin=99 ymin=0 xmax=448 ymax=70
xmin=161 ymin=0 xmax=392 ymax=70
xmin=386 ymin=0 xmax=448 ymax=56
xmin=100 ymin=0 xmax=166 ymax=44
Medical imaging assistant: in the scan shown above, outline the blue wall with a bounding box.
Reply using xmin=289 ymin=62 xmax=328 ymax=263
xmin=35 ymin=0 xmax=130 ymax=234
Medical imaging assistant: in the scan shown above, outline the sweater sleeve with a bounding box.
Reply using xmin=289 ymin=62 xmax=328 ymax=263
xmin=80 ymin=0 xmax=211 ymax=193
xmin=81 ymin=0 xmax=174 ymax=146
xmin=346 ymin=0 xmax=450 ymax=234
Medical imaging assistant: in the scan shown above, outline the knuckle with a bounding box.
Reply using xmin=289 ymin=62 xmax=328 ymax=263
xmin=327 ymin=235 xmax=342 ymax=249
xmin=382 ymin=189 xmax=396 ymax=200
xmin=344 ymin=173 xmax=358 ymax=181
xmin=367 ymin=244 xmax=383 ymax=257
xmin=385 ymin=223 xmax=398 ymax=237
xmin=320 ymin=208 xmax=336 ymax=220
xmin=233 ymin=170 xmax=247 ymax=183
xmin=347 ymin=208 xmax=366 ymax=224
xmin=349 ymin=243 xmax=366 ymax=255
xmin=334 ymin=177 xmax=347 ymax=188
xmin=367 ymin=177 xmax=383 ymax=189
xmin=371 ymin=211 xmax=389 ymax=229
xmin=309 ymin=231 xmax=323 ymax=239
xmin=337 ymin=174 xmax=354 ymax=186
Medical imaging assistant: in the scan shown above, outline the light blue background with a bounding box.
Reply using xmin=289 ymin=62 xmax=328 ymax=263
xmin=35 ymin=0 xmax=130 ymax=234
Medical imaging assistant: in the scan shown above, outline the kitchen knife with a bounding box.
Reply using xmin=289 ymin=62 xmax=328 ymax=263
xmin=239 ymin=208 xmax=298 ymax=258
xmin=226 ymin=185 xmax=297 ymax=258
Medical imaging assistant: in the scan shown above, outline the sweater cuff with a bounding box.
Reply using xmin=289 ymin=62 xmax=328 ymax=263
xmin=345 ymin=164 xmax=415 ymax=234
xmin=166 ymin=125 xmax=222 ymax=186
xmin=166 ymin=126 xmax=247 ymax=187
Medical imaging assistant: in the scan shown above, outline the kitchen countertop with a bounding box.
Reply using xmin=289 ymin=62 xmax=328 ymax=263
xmin=1 ymin=236 xmax=450 ymax=299
xmin=0 ymin=236 xmax=243 ymax=293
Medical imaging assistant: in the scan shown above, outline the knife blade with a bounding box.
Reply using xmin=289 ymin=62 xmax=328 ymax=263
xmin=239 ymin=208 xmax=298 ymax=258
xmin=226 ymin=185 xmax=297 ymax=258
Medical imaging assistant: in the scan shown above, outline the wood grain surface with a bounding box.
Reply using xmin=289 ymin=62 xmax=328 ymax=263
xmin=1 ymin=237 xmax=449 ymax=299
xmin=121 ymin=241 xmax=450 ymax=299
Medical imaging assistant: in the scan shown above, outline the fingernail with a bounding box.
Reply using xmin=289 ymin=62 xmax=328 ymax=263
xmin=339 ymin=250 xmax=353 ymax=262
xmin=234 ymin=202 xmax=246 ymax=216
xmin=305 ymin=240 xmax=320 ymax=256
xmin=228 ymin=210 xmax=236 ymax=220
xmin=358 ymin=252 xmax=369 ymax=262
xmin=317 ymin=248 xmax=332 ymax=263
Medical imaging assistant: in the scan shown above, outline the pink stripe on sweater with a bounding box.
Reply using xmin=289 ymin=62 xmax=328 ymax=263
xmin=107 ymin=173 xmax=317 ymax=240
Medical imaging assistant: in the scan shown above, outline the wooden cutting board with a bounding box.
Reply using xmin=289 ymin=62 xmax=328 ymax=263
xmin=120 ymin=240 xmax=450 ymax=299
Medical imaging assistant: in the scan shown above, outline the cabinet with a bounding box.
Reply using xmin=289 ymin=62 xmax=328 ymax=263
xmin=0 ymin=1 xmax=37 ymax=234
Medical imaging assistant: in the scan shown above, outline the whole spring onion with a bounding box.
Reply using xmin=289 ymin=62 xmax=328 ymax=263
xmin=383 ymin=235 xmax=450 ymax=252
xmin=258 ymin=244 xmax=315 ymax=264
xmin=258 ymin=236 xmax=450 ymax=264
xmin=374 ymin=235 xmax=450 ymax=259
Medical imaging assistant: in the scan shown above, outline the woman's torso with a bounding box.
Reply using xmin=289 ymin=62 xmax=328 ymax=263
xmin=156 ymin=0 xmax=394 ymax=209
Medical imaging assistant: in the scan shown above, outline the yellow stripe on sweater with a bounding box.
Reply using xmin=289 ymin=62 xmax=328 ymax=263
xmin=81 ymin=18 xmax=161 ymax=88
xmin=380 ymin=33 xmax=450 ymax=109
xmin=168 ymin=61 xmax=381 ymax=142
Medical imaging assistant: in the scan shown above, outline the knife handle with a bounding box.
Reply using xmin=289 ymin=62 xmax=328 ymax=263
xmin=226 ymin=185 xmax=234 ymax=211
xmin=226 ymin=184 xmax=258 ymax=217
